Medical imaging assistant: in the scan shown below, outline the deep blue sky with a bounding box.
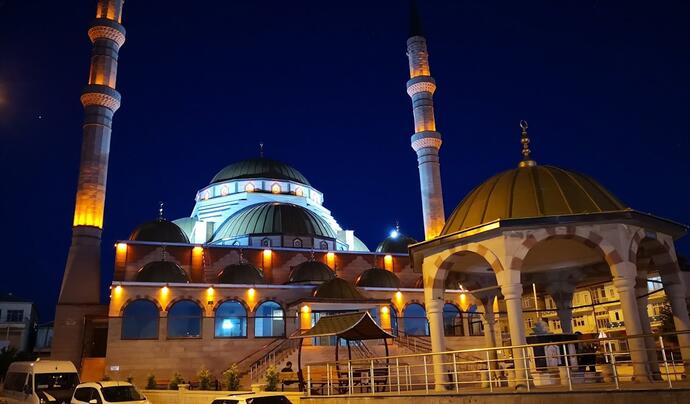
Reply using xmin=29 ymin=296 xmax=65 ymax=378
xmin=1 ymin=0 xmax=688 ymax=320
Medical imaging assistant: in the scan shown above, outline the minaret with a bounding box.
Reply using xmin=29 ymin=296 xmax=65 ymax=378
xmin=53 ymin=0 xmax=125 ymax=362
xmin=406 ymin=2 xmax=445 ymax=240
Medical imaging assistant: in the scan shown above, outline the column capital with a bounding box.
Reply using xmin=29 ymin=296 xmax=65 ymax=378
xmin=80 ymin=85 xmax=121 ymax=111
xmin=88 ymin=18 xmax=126 ymax=47
xmin=425 ymin=298 xmax=444 ymax=314
xmin=500 ymin=283 xmax=523 ymax=301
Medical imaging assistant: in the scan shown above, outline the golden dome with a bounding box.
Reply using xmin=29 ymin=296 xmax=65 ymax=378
xmin=442 ymin=165 xmax=627 ymax=235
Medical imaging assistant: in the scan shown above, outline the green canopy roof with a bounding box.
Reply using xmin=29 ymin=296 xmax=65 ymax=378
xmin=292 ymin=312 xmax=395 ymax=341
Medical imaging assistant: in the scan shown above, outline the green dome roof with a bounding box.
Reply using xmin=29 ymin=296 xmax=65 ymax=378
xmin=443 ymin=165 xmax=627 ymax=235
xmin=376 ymin=233 xmax=417 ymax=254
xmin=313 ymin=278 xmax=364 ymax=300
xmin=211 ymin=203 xmax=336 ymax=242
xmin=217 ymin=263 xmax=266 ymax=285
xmin=210 ymin=158 xmax=311 ymax=185
xmin=129 ymin=219 xmax=190 ymax=243
xmin=136 ymin=261 xmax=189 ymax=283
xmin=355 ymin=267 xmax=401 ymax=288
xmin=288 ymin=261 xmax=335 ymax=284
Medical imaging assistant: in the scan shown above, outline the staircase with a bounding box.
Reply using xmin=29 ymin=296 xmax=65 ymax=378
xmin=233 ymin=333 xmax=301 ymax=387
xmin=394 ymin=333 xmax=432 ymax=353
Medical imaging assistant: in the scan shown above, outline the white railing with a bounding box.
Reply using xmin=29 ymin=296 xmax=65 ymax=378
xmin=303 ymin=330 xmax=690 ymax=396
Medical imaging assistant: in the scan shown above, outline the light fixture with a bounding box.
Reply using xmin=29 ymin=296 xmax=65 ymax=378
xmin=390 ymin=230 xmax=399 ymax=239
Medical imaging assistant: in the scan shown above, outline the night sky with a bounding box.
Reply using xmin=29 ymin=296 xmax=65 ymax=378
xmin=1 ymin=0 xmax=688 ymax=321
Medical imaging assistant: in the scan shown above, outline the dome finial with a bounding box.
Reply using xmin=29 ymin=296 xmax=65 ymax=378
xmin=518 ymin=120 xmax=537 ymax=167
xmin=158 ymin=201 xmax=165 ymax=220
xmin=259 ymin=142 xmax=264 ymax=158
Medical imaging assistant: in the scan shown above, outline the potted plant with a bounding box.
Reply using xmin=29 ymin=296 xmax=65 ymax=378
xmin=169 ymin=372 xmax=184 ymax=390
xmin=222 ymin=364 xmax=241 ymax=391
xmin=265 ymin=366 xmax=279 ymax=392
xmin=197 ymin=366 xmax=212 ymax=390
xmin=146 ymin=374 xmax=157 ymax=390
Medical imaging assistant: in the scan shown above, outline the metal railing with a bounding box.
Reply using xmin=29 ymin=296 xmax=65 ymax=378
xmin=303 ymin=330 xmax=690 ymax=396
xmin=246 ymin=331 xmax=302 ymax=382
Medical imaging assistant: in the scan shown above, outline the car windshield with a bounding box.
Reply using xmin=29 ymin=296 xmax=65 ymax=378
xmin=247 ymin=396 xmax=291 ymax=404
xmin=101 ymin=386 xmax=145 ymax=402
xmin=34 ymin=373 xmax=79 ymax=390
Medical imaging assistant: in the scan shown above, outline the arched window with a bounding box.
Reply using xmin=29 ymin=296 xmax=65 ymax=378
xmin=293 ymin=238 xmax=303 ymax=248
xmin=467 ymin=304 xmax=484 ymax=336
xmin=167 ymin=300 xmax=202 ymax=338
xmin=271 ymin=183 xmax=281 ymax=194
xmin=245 ymin=183 xmax=255 ymax=192
xmin=295 ymin=187 xmax=304 ymax=197
xmin=220 ymin=185 xmax=229 ymax=196
xmin=215 ymin=300 xmax=247 ymax=338
xmin=390 ymin=306 xmax=399 ymax=336
xmin=403 ymin=303 xmax=429 ymax=336
xmin=122 ymin=300 xmax=159 ymax=340
xmin=319 ymin=241 xmax=328 ymax=250
xmin=443 ymin=303 xmax=464 ymax=336
xmin=255 ymin=301 xmax=285 ymax=337
xmin=262 ymin=238 xmax=272 ymax=247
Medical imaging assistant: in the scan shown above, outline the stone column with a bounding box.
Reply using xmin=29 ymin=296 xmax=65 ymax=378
xmin=662 ymin=281 xmax=690 ymax=375
xmin=425 ymin=298 xmax=447 ymax=392
xmin=553 ymin=291 xmax=575 ymax=335
xmin=611 ymin=262 xmax=650 ymax=381
xmin=500 ymin=282 xmax=529 ymax=384
xmin=635 ymin=273 xmax=661 ymax=379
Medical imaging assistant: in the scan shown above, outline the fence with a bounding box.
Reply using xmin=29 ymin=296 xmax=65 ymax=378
xmin=142 ymin=385 xmax=303 ymax=404
xmin=303 ymin=330 xmax=690 ymax=396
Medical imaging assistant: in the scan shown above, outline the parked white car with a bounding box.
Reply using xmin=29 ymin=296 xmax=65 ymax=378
xmin=211 ymin=393 xmax=292 ymax=404
xmin=71 ymin=382 xmax=150 ymax=404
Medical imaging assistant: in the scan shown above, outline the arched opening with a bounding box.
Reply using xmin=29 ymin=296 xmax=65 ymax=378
xmin=255 ymin=301 xmax=285 ymax=337
xmin=122 ymin=300 xmax=159 ymax=340
xmin=167 ymin=300 xmax=202 ymax=338
xmin=271 ymin=183 xmax=281 ymax=194
xmin=443 ymin=303 xmax=464 ymax=336
xmin=293 ymin=238 xmax=303 ymax=248
xmin=403 ymin=303 xmax=429 ymax=336
xmin=215 ymin=300 xmax=247 ymax=338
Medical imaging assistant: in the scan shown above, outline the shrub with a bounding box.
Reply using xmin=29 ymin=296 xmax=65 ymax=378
xmin=265 ymin=365 xmax=279 ymax=392
xmin=169 ymin=372 xmax=183 ymax=390
xmin=222 ymin=364 xmax=241 ymax=391
xmin=197 ymin=366 xmax=212 ymax=391
xmin=146 ymin=374 xmax=157 ymax=390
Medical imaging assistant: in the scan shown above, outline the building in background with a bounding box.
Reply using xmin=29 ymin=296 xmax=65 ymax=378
xmin=0 ymin=293 xmax=38 ymax=353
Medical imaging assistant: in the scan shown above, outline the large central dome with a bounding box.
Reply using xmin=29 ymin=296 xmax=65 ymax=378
xmin=212 ymin=202 xmax=337 ymax=242
xmin=442 ymin=165 xmax=627 ymax=235
xmin=210 ymin=158 xmax=310 ymax=186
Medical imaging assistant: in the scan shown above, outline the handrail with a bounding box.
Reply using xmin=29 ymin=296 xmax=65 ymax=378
xmin=308 ymin=329 xmax=690 ymax=366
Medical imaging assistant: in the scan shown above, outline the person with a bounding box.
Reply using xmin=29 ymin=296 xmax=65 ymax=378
xmin=281 ymin=361 xmax=293 ymax=373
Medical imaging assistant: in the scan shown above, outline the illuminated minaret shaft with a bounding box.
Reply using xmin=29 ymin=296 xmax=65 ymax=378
xmin=59 ymin=0 xmax=126 ymax=304
xmin=406 ymin=3 xmax=445 ymax=240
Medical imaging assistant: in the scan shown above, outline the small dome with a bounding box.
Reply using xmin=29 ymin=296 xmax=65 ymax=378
xmin=288 ymin=261 xmax=335 ymax=284
xmin=129 ymin=219 xmax=190 ymax=243
xmin=355 ymin=268 xmax=401 ymax=288
xmin=376 ymin=232 xmax=417 ymax=254
xmin=136 ymin=261 xmax=189 ymax=283
xmin=211 ymin=202 xmax=336 ymax=242
xmin=313 ymin=278 xmax=364 ymax=300
xmin=217 ymin=263 xmax=266 ymax=285
xmin=210 ymin=158 xmax=310 ymax=186
xmin=443 ymin=165 xmax=627 ymax=235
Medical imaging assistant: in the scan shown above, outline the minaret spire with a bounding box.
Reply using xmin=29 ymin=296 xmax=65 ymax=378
xmin=406 ymin=1 xmax=446 ymax=240
xmin=54 ymin=0 xmax=126 ymax=363
xmin=518 ymin=120 xmax=537 ymax=167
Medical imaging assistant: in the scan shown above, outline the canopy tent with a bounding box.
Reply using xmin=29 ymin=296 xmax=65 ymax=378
xmin=291 ymin=311 xmax=396 ymax=341
xmin=290 ymin=311 xmax=395 ymax=392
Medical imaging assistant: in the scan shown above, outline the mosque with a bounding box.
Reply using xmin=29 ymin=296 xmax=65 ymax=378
xmin=52 ymin=0 xmax=690 ymax=387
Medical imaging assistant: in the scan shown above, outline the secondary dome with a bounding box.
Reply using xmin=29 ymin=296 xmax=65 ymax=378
xmin=355 ymin=268 xmax=401 ymax=288
xmin=288 ymin=261 xmax=335 ymax=284
xmin=442 ymin=165 xmax=627 ymax=235
xmin=376 ymin=232 xmax=417 ymax=254
xmin=129 ymin=219 xmax=190 ymax=243
xmin=217 ymin=263 xmax=266 ymax=285
xmin=210 ymin=158 xmax=310 ymax=186
xmin=136 ymin=261 xmax=189 ymax=283
xmin=212 ymin=203 xmax=336 ymax=242
xmin=313 ymin=278 xmax=364 ymax=300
